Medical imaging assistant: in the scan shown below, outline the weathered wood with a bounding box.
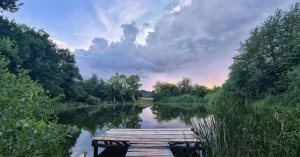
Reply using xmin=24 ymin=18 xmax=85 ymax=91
xmin=131 ymin=143 xmax=169 ymax=147
xmin=122 ymin=141 xmax=130 ymax=146
xmin=130 ymin=141 xmax=170 ymax=144
xmin=127 ymin=156 xmax=173 ymax=157
xmin=109 ymin=128 xmax=191 ymax=131
xmin=126 ymin=150 xmax=173 ymax=156
xmin=129 ymin=146 xmax=170 ymax=149
xmin=92 ymin=128 xmax=203 ymax=157
xmin=102 ymin=134 xmax=197 ymax=139
xmin=92 ymin=141 xmax=99 ymax=157
xmin=92 ymin=142 xmax=128 ymax=148
xmin=103 ymin=134 xmax=197 ymax=139
xmin=92 ymin=137 xmax=199 ymax=142
xmin=128 ymin=148 xmax=171 ymax=152
xmin=106 ymin=130 xmax=195 ymax=135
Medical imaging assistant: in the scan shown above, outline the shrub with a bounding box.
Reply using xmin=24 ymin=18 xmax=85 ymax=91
xmin=158 ymin=94 xmax=205 ymax=103
xmin=87 ymin=95 xmax=101 ymax=105
xmin=0 ymin=58 xmax=79 ymax=156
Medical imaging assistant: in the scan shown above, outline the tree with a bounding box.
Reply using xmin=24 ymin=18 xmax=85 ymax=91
xmin=177 ymin=78 xmax=193 ymax=95
xmin=0 ymin=37 xmax=20 ymax=73
xmin=57 ymin=49 xmax=82 ymax=100
xmin=228 ymin=3 xmax=300 ymax=99
xmin=152 ymin=81 xmax=179 ymax=100
xmin=108 ymin=73 xmax=127 ymax=103
xmin=192 ymin=84 xmax=210 ymax=97
xmin=0 ymin=0 xmax=23 ymax=12
xmin=0 ymin=17 xmax=83 ymax=99
xmin=126 ymin=75 xmax=142 ymax=102
xmin=84 ymin=73 xmax=99 ymax=96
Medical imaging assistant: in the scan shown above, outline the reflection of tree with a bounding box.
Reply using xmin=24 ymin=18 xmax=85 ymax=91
xmin=57 ymin=105 xmax=143 ymax=135
xmin=151 ymin=104 xmax=208 ymax=125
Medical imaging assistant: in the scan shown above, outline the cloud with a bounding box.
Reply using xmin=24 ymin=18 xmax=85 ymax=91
xmin=92 ymin=0 xmax=148 ymax=43
xmin=52 ymin=39 xmax=68 ymax=48
xmin=74 ymin=0 xmax=296 ymax=88
xmin=73 ymin=32 xmax=85 ymax=37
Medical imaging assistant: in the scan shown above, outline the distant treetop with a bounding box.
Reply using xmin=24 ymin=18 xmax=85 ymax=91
xmin=0 ymin=0 xmax=23 ymax=13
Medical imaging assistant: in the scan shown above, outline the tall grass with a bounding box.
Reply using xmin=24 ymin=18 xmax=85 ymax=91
xmin=192 ymin=95 xmax=300 ymax=156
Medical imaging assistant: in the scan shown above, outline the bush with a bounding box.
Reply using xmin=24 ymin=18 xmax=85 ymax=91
xmin=157 ymin=94 xmax=205 ymax=103
xmin=86 ymin=95 xmax=101 ymax=105
xmin=0 ymin=58 xmax=80 ymax=156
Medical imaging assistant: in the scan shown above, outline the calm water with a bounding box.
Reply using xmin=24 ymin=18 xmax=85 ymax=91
xmin=57 ymin=104 xmax=207 ymax=157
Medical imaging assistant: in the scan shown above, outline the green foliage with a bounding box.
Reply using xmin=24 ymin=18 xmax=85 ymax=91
xmin=152 ymin=81 xmax=179 ymax=100
xmin=86 ymin=95 xmax=101 ymax=106
xmin=157 ymin=94 xmax=205 ymax=103
xmin=152 ymin=103 xmax=207 ymax=124
xmin=78 ymin=73 xmax=142 ymax=104
xmin=140 ymin=90 xmax=152 ymax=98
xmin=0 ymin=54 xmax=79 ymax=156
xmin=198 ymin=3 xmax=300 ymax=156
xmin=229 ymin=3 xmax=300 ymax=98
xmin=0 ymin=0 xmax=23 ymax=12
xmin=194 ymin=100 xmax=300 ymax=157
xmin=58 ymin=105 xmax=144 ymax=133
xmin=192 ymin=84 xmax=210 ymax=97
xmin=177 ymin=77 xmax=193 ymax=95
xmin=152 ymin=78 xmax=212 ymax=101
xmin=0 ymin=17 xmax=82 ymax=100
xmin=126 ymin=75 xmax=142 ymax=102
xmin=108 ymin=73 xmax=128 ymax=102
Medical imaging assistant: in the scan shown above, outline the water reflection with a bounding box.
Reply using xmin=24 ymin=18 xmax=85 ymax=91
xmin=57 ymin=104 xmax=207 ymax=157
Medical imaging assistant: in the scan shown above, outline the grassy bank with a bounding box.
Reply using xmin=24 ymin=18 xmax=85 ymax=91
xmin=193 ymin=96 xmax=300 ymax=156
xmin=154 ymin=94 xmax=205 ymax=103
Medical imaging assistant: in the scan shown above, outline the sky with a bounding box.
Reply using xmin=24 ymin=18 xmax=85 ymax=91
xmin=6 ymin=0 xmax=298 ymax=90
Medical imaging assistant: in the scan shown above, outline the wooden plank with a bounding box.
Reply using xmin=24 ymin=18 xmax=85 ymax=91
xmin=107 ymin=130 xmax=193 ymax=132
xmin=92 ymin=137 xmax=199 ymax=142
xmin=129 ymin=146 xmax=169 ymax=149
xmin=128 ymin=148 xmax=171 ymax=152
xmin=126 ymin=150 xmax=173 ymax=156
xmin=131 ymin=143 xmax=169 ymax=147
xmin=130 ymin=141 xmax=169 ymax=144
xmin=126 ymin=154 xmax=174 ymax=157
xmin=110 ymin=128 xmax=191 ymax=131
xmin=102 ymin=134 xmax=197 ymax=139
xmin=106 ymin=131 xmax=195 ymax=135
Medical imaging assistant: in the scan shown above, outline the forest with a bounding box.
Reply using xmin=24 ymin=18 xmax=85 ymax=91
xmin=1 ymin=0 xmax=300 ymax=156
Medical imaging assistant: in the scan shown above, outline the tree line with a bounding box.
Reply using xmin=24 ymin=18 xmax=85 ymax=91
xmin=152 ymin=77 xmax=219 ymax=102
xmin=77 ymin=73 xmax=142 ymax=105
xmin=0 ymin=3 xmax=143 ymax=104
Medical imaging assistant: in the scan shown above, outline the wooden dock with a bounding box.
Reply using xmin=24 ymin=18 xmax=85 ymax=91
xmin=92 ymin=128 xmax=204 ymax=157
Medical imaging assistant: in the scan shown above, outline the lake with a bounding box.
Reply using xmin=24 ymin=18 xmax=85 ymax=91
xmin=57 ymin=104 xmax=207 ymax=157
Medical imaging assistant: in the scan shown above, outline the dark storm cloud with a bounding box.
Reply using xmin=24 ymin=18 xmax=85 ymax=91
xmin=74 ymin=0 xmax=295 ymax=78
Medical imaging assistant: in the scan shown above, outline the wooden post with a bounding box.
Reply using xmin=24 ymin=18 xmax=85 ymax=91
xmin=92 ymin=141 xmax=98 ymax=157
xmin=199 ymin=150 xmax=203 ymax=157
